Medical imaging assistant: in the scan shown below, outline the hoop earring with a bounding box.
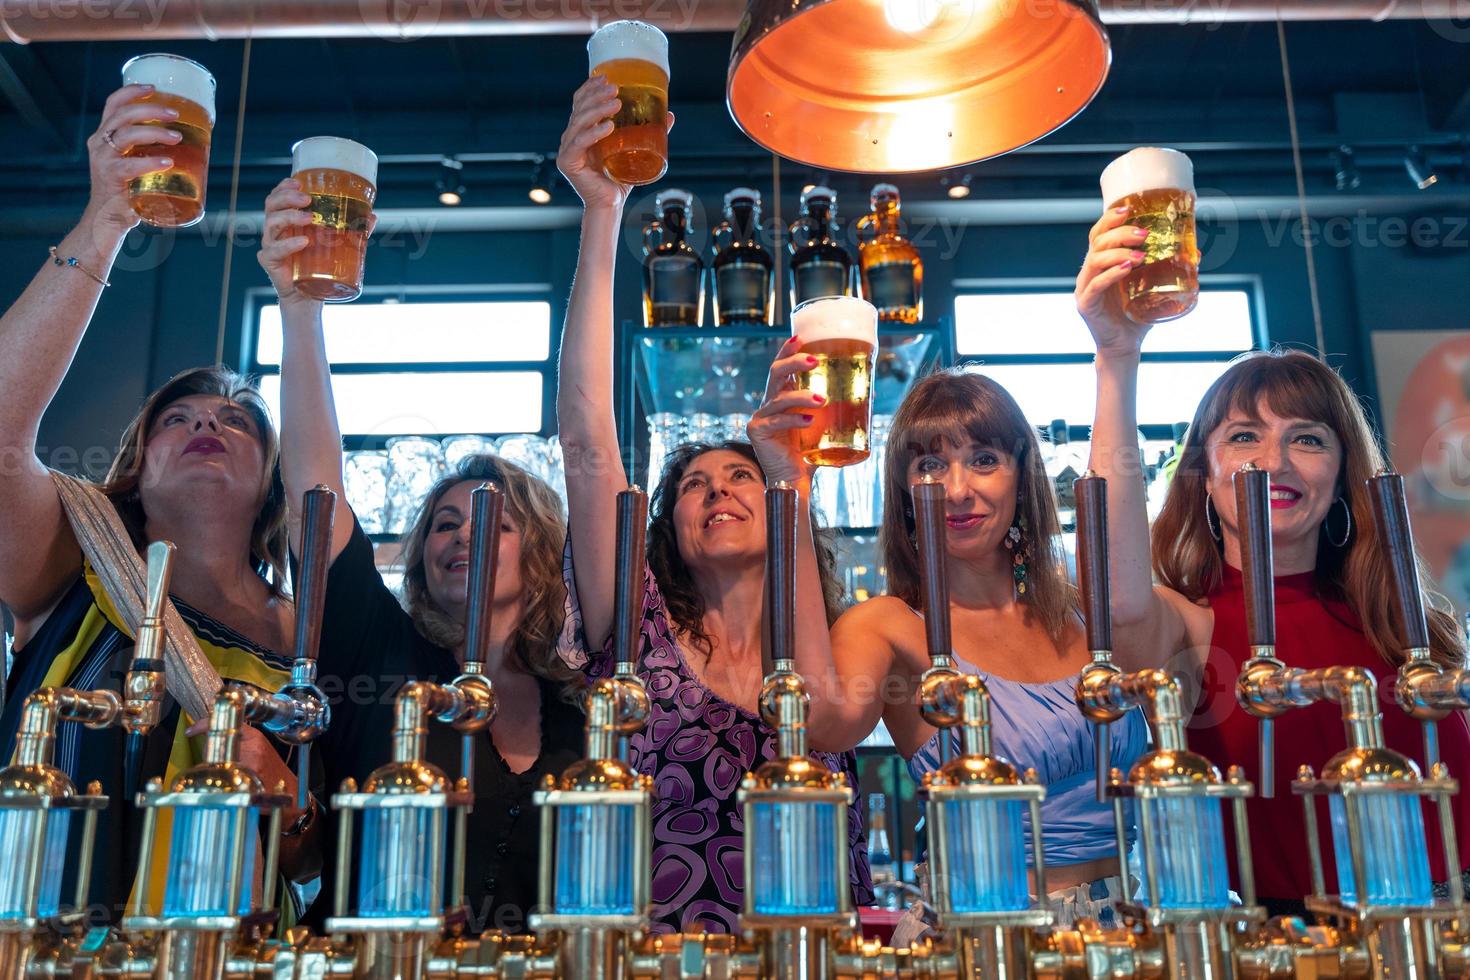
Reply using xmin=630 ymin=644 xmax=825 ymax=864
xmin=1004 ymin=515 xmax=1029 ymax=597
xmin=1325 ymin=496 xmax=1352 ymax=549
xmin=1205 ymin=494 xmax=1222 ymax=542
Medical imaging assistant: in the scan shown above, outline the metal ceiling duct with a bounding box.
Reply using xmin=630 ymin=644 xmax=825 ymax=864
xmin=2 ymin=0 xmax=1467 ymax=42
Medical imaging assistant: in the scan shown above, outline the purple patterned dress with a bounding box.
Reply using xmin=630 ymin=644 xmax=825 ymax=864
xmin=560 ymin=544 xmax=874 ymax=934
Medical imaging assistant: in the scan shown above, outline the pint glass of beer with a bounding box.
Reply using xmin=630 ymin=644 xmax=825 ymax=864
xmin=120 ymin=54 xmax=216 ymax=228
xmin=587 ymin=21 xmax=669 ymax=186
xmin=290 ymin=137 xmax=378 ymax=303
xmin=1100 ymin=147 xmax=1199 ymax=324
xmin=791 ymin=295 xmax=879 ymax=467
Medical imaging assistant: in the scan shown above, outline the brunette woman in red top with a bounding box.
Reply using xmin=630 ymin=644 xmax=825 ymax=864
xmin=1076 ymin=206 xmax=1469 ymax=916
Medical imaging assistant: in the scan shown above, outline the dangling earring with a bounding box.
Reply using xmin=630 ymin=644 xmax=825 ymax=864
xmin=1004 ymin=515 xmax=1029 ymax=597
xmin=1205 ymin=494 xmax=1222 ymax=542
xmin=1324 ymin=496 xmax=1352 ymax=548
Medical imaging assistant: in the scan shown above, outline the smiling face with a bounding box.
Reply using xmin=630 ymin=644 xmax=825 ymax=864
xmin=1204 ymin=400 xmax=1344 ymax=555
xmin=906 ymin=435 xmax=1021 ymax=561
xmin=136 ymin=394 xmax=270 ymax=517
xmin=421 ymin=480 xmax=525 ymax=622
xmin=670 ymin=449 xmax=768 ymax=574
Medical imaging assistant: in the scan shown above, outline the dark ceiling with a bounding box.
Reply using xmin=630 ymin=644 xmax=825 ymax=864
xmin=1 ymin=18 xmax=1468 ymax=220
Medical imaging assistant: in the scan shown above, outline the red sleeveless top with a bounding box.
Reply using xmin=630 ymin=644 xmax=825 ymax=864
xmin=1189 ymin=564 xmax=1470 ymax=900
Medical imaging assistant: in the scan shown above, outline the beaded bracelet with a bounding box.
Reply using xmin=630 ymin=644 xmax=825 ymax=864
xmin=48 ymin=246 xmax=111 ymax=287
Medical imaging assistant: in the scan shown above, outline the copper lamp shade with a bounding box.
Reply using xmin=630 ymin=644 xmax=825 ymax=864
xmin=726 ymin=0 xmax=1110 ymax=173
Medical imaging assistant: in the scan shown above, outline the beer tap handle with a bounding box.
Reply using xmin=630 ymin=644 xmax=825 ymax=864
xmin=461 ymin=483 xmax=505 ymax=678
xmin=1234 ymin=464 xmax=1276 ymax=652
xmin=1369 ymin=469 xmax=1439 ymax=766
xmin=457 ymin=482 xmax=504 ymax=789
xmin=912 ymin=478 xmax=953 ymax=672
xmin=285 ymin=485 xmax=336 ymax=809
xmin=764 ymin=482 xmax=798 ymax=677
xmin=124 ymin=540 xmax=174 ymax=799
xmin=1074 ymin=473 xmax=1117 ymax=802
xmin=1234 ymin=463 xmax=1279 ymax=797
xmin=1368 ymin=470 xmax=1432 ymax=655
xmin=912 ymin=478 xmax=956 ymax=765
xmin=613 ymin=487 xmax=649 ymax=679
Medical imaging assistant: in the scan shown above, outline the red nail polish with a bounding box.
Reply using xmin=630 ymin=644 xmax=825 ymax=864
xmin=801 ymin=414 xmax=814 ymax=422
xmin=1120 ymin=260 xmax=1133 ymax=270
xmin=812 ymin=394 xmax=826 ymax=404
xmin=805 ymin=356 xmax=818 ymax=366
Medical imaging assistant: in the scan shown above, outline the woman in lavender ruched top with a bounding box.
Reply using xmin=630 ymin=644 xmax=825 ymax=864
xmin=552 ymin=79 xmax=872 ymax=934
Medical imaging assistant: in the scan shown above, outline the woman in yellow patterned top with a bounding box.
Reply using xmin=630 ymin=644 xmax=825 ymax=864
xmin=0 ymin=81 xmax=316 ymax=921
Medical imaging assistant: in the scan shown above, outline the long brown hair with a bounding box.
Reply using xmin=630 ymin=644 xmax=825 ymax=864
xmin=100 ymin=366 xmax=288 ymax=597
xmin=647 ymin=440 xmax=845 ymax=660
xmin=1152 ymin=348 xmax=1465 ymax=669
xmin=398 ymin=453 xmax=581 ymax=700
xmin=880 ymin=369 xmax=1076 ymax=643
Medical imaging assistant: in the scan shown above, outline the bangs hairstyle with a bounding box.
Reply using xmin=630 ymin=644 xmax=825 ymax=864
xmin=647 ymin=440 xmax=845 ymax=660
xmin=399 ymin=454 xmax=581 ymax=701
xmin=879 ymin=369 xmax=1076 ymax=642
xmin=1153 ymin=348 xmax=1465 ymax=669
xmin=100 ymin=366 xmax=287 ymax=597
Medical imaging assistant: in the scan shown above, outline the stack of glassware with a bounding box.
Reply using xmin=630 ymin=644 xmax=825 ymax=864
xmin=342 ymin=433 xmax=567 ymax=535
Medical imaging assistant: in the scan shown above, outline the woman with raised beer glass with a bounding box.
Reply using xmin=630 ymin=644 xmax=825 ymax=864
xmin=258 ymin=178 xmax=584 ymax=932
xmin=0 ymin=82 xmax=316 ymax=922
xmin=772 ymin=367 xmax=1147 ymax=939
xmin=1077 ymin=196 xmax=1470 ymax=915
xmin=119 ymin=53 xmax=216 ymax=228
xmin=554 ymin=77 xmax=873 ymax=934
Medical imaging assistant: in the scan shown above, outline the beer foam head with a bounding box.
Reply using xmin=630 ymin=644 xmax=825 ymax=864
xmin=587 ymin=20 xmax=670 ymax=76
xmin=791 ymin=295 xmax=878 ymax=348
xmin=291 ymin=136 xmax=379 ymax=186
xmin=121 ymin=53 xmax=216 ymax=123
xmin=724 ymin=187 xmax=761 ymax=209
xmin=871 ymin=182 xmax=899 ymax=200
xmin=1100 ymin=147 xmax=1194 ymax=205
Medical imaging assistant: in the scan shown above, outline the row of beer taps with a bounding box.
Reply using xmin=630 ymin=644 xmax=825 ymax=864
xmin=1 ymin=459 xmax=1467 ymax=978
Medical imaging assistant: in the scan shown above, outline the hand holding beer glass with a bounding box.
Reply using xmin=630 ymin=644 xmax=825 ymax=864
xmin=119 ymin=54 xmax=216 ymax=228
xmin=788 ymin=296 xmax=879 ymax=468
xmin=587 ymin=21 xmax=670 ymax=186
xmin=1099 ymin=148 xmax=1199 ymax=324
xmin=289 ymin=137 xmax=378 ymax=302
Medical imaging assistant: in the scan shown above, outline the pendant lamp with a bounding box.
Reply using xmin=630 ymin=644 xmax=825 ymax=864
xmin=727 ymin=0 xmax=1111 ymax=173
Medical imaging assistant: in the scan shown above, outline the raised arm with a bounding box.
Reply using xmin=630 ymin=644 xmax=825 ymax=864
xmin=1076 ymin=207 xmax=1188 ymax=669
xmin=554 ymin=77 xmax=642 ymax=651
xmin=0 ymin=84 xmax=178 ymax=626
xmin=257 ymin=177 xmax=367 ymax=560
xmin=748 ymin=344 xmax=887 ymax=752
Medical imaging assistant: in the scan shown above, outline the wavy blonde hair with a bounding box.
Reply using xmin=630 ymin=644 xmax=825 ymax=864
xmin=398 ymin=454 xmax=580 ymax=700
xmin=1153 ymin=348 xmax=1465 ymax=669
xmin=879 ymin=368 xmax=1077 ymax=643
xmin=99 ymin=366 xmax=288 ymax=597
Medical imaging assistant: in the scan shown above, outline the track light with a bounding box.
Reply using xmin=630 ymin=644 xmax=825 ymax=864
xmin=1331 ymin=146 xmax=1360 ymax=192
xmin=1405 ymin=146 xmax=1438 ymax=191
xmin=529 ymin=157 xmax=552 ymax=205
xmin=437 ymin=157 xmax=465 ymax=206
xmin=944 ymin=173 xmax=972 ymax=199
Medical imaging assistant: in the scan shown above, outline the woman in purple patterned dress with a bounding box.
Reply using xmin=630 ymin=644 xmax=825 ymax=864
xmin=553 ymin=78 xmax=873 ymax=934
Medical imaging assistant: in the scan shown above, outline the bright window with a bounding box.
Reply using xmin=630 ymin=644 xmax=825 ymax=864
xmin=953 ymin=288 xmax=1259 ymax=430
xmin=248 ymin=296 xmax=553 ymax=440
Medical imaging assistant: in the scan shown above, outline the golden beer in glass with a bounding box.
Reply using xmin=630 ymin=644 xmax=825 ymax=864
xmin=587 ymin=21 xmax=669 ymax=186
xmin=290 ymin=137 xmax=378 ymax=303
xmin=120 ymin=54 xmax=215 ymax=228
xmin=791 ymin=295 xmax=879 ymax=467
xmin=1101 ymin=147 xmax=1199 ymax=324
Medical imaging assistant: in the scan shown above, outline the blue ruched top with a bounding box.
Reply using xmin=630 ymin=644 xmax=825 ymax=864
xmin=907 ymin=657 xmax=1148 ymax=867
